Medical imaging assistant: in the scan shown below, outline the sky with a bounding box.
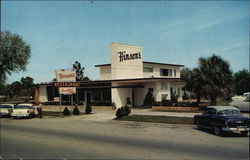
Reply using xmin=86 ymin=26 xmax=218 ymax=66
xmin=1 ymin=1 xmax=249 ymax=84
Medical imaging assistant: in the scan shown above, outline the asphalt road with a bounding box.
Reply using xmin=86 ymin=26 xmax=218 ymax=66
xmin=0 ymin=113 xmax=249 ymax=160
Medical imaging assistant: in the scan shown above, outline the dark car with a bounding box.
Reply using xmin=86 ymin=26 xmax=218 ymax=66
xmin=194 ymin=106 xmax=250 ymax=136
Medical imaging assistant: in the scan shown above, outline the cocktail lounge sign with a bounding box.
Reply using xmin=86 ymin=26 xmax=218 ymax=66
xmin=117 ymin=51 xmax=141 ymax=62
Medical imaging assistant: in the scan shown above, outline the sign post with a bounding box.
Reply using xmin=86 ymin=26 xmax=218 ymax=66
xmin=55 ymin=70 xmax=76 ymax=115
xmin=59 ymin=94 xmax=62 ymax=114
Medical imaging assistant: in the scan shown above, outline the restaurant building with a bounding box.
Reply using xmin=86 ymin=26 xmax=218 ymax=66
xmin=35 ymin=43 xmax=185 ymax=107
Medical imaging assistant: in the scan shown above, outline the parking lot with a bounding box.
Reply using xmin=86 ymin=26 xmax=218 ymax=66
xmin=1 ymin=108 xmax=249 ymax=160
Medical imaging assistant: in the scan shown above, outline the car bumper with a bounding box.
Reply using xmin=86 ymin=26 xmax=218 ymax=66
xmin=222 ymin=126 xmax=250 ymax=132
xmin=11 ymin=113 xmax=29 ymax=117
xmin=0 ymin=112 xmax=10 ymax=116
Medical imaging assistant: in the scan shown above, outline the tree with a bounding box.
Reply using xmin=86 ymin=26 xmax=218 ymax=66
xmin=198 ymin=54 xmax=234 ymax=105
xmin=181 ymin=68 xmax=203 ymax=104
xmin=10 ymin=81 xmax=22 ymax=96
xmin=20 ymin=76 xmax=34 ymax=96
xmin=73 ymin=61 xmax=90 ymax=81
xmin=21 ymin=76 xmax=34 ymax=89
xmin=234 ymin=69 xmax=250 ymax=95
xmin=0 ymin=31 xmax=31 ymax=85
xmin=181 ymin=55 xmax=234 ymax=105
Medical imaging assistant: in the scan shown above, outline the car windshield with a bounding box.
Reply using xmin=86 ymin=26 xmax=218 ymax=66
xmin=0 ymin=105 xmax=13 ymax=109
xmin=15 ymin=105 xmax=32 ymax=109
xmin=218 ymin=109 xmax=242 ymax=116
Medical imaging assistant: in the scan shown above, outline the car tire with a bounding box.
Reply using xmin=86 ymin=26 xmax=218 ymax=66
xmin=196 ymin=121 xmax=201 ymax=129
xmin=213 ymin=126 xmax=222 ymax=136
xmin=241 ymin=131 xmax=248 ymax=137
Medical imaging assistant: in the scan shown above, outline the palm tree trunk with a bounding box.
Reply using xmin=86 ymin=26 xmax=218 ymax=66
xmin=210 ymin=94 xmax=217 ymax=105
xmin=197 ymin=94 xmax=201 ymax=104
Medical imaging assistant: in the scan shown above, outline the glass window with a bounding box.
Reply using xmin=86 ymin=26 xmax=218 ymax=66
xmin=160 ymin=69 xmax=172 ymax=76
xmin=15 ymin=105 xmax=32 ymax=109
xmin=221 ymin=109 xmax=242 ymax=116
xmin=205 ymin=108 xmax=216 ymax=115
xmin=143 ymin=67 xmax=153 ymax=72
xmin=174 ymin=69 xmax=176 ymax=77
xmin=0 ymin=105 xmax=13 ymax=108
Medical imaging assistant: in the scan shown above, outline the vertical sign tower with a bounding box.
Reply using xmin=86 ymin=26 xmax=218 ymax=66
xmin=110 ymin=43 xmax=143 ymax=80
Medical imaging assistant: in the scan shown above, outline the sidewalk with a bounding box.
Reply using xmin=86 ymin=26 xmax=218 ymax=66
xmin=132 ymin=109 xmax=249 ymax=118
xmin=132 ymin=109 xmax=199 ymax=117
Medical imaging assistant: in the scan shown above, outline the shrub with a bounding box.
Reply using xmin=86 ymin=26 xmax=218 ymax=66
xmin=63 ymin=107 xmax=71 ymax=115
xmin=121 ymin=107 xmax=127 ymax=116
xmin=73 ymin=106 xmax=80 ymax=115
xmin=112 ymin=102 xmax=116 ymax=110
xmin=153 ymin=101 xmax=162 ymax=106
xmin=116 ymin=108 xmax=123 ymax=118
xmin=124 ymin=105 xmax=131 ymax=115
xmin=85 ymin=105 xmax=92 ymax=114
xmin=162 ymin=100 xmax=172 ymax=106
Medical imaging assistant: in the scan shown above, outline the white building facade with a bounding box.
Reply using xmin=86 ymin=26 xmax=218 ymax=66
xmin=95 ymin=43 xmax=185 ymax=107
xmin=36 ymin=43 xmax=185 ymax=107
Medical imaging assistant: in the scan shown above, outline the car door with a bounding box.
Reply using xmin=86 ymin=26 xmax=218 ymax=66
xmin=203 ymin=108 xmax=217 ymax=129
xmin=207 ymin=109 xmax=218 ymax=128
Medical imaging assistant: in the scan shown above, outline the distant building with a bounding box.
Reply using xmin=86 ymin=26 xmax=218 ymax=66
xmin=35 ymin=43 xmax=185 ymax=107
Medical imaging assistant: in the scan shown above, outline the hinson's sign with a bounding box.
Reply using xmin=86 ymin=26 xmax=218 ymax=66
xmin=117 ymin=51 xmax=141 ymax=62
xmin=55 ymin=70 xmax=76 ymax=82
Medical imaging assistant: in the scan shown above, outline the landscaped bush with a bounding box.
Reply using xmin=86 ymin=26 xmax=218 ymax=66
xmin=73 ymin=106 xmax=80 ymax=115
xmin=120 ymin=107 xmax=127 ymax=116
xmin=162 ymin=100 xmax=172 ymax=106
xmin=124 ymin=105 xmax=131 ymax=115
xmin=85 ymin=105 xmax=92 ymax=114
xmin=63 ymin=107 xmax=71 ymax=115
xmin=115 ymin=108 xmax=123 ymax=118
xmin=153 ymin=101 xmax=162 ymax=106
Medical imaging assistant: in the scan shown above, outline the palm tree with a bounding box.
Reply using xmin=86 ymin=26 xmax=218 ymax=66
xmin=181 ymin=68 xmax=203 ymax=104
xmin=198 ymin=54 xmax=234 ymax=105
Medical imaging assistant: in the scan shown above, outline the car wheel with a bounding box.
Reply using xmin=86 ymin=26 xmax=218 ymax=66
xmin=241 ymin=131 xmax=249 ymax=137
xmin=214 ymin=126 xmax=222 ymax=136
xmin=196 ymin=121 xmax=201 ymax=129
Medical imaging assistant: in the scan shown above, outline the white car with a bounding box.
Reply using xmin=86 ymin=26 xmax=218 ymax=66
xmin=229 ymin=97 xmax=250 ymax=112
xmin=11 ymin=103 xmax=36 ymax=119
xmin=0 ymin=104 xmax=15 ymax=117
xmin=231 ymin=92 xmax=250 ymax=101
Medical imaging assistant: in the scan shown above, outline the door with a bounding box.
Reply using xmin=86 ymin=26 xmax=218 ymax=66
xmin=86 ymin=92 xmax=91 ymax=106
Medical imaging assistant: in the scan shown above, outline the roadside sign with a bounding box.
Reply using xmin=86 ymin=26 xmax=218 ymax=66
xmin=55 ymin=70 xmax=76 ymax=94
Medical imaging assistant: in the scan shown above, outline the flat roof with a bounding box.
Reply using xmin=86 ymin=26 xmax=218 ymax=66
xmin=37 ymin=78 xmax=184 ymax=86
xmin=108 ymin=77 xmax=184 ymax=82
xmin=95 ymin=61 xmax=184 ymax=67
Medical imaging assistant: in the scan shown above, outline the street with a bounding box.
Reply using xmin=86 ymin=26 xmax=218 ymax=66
xmin=0 ymin=111 xmax=249 ymax=160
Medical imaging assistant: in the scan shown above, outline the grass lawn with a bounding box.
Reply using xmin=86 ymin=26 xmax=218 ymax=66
xmin=115 ymin=115 xmax=194 ymax=125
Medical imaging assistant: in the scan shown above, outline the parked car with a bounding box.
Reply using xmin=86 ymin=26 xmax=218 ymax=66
xmin=11 ymin=103 xmax=36 ymax=119
xmin=0 ymin=104 xmax=15 ymax=117
xmin=231 ymin=92 xmax=250 ymax=101
xmin=229 ymin=97 xmax=249 ymax=112
xmin=194 ymin=106 xmax=250 ymax=136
